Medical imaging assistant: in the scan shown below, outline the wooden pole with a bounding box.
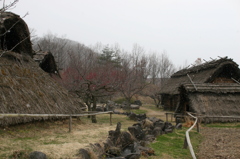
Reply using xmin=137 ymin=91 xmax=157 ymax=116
xmin=197 ymin=119 xmax=200 ymax=133
xmin=166 ymin=113 xmax=168 ymax=122
xmin=69 ymin=115 xmax=72 ymax=133
xmin=183 ymin=136 xmax=188 ymax=149
xmin=187 ymin=74 xmax=197 ymax=90
xmin=110 ymin=113 xmax=112 ymax=125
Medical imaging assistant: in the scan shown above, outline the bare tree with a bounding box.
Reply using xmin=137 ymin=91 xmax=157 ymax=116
xmin=61 ymin=45 xmax=123 ymax=123
xmin=118 ymin=44 xmax=150 ymax=107
xmin=0 ymin=0 xmax=19 ymax=12
xmin=33 ymin=33 xmax=84 ymax=71
xmin=143 ymin=51 xmax=176 ymax=107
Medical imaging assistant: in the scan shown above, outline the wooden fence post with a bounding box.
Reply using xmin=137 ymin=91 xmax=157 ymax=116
xmin=166 ymin=113 xmax=168 ymax=122
xmin=69 ymin=115 xmax=72 ymax=133
xmin=197 ymin=119 xmax=200 ymax=133
xmin=110 ymin=113 xmax=112 ymax=125
xmin=196 ymin=115 xmax=200 ymax=133
xmin=183 ymin=136 xmax=188 ymax=149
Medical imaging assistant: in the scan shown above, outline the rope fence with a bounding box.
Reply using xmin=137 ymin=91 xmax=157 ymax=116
xmin=0 ymin=111 xmax=113 ymax=132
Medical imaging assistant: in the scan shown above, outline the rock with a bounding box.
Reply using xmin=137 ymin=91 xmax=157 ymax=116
xmin=144 ymin=135 xmax=155 ymax=142
xmin=117 ymin=131 xmax=135 ymax=148
xmin=175 ymin=123 xmax=182 ymax=129
xmin=129 ymin=113 xmax=138 ymax=121
xmin=153 ymin=121 xmax=165 ymax=130
xmin=76 ymin=149 xmax=91 ymax=159
xmin=143 ymin=119 xmax=153 ymax=129
xmin=132 ymin=122 xmax=143 ymax=128
xmin=134 ymin=100 xmax=142 ymax=106
xmin=163 ymin=122 xmax=174 ymax=130
xmin=138 ymin=146 xmax=155 ymax=157
xmin=148 ymin=117 xmax=163 ymax=123
xmin=136 ymin=114 xmax=146 ymax=121
xmin=128 ymin=125 xmax=145 ymax=140
xmin=108 ymin=122 xmax=122 ymax=145
xmin=106 ymin=147 xmax=121 ymax=157
xmin=164 ymin=128 xmax=174 ymax=134
xmin=121 ymin=142 xmax=141 ymax=159
xmin=96 ymin=106 xmax=104 ymax=111
xmin=125 ymin=153 xmax=141 ymax=159
xmin=121 ymin=101 xmax=129 ymax=109
xmin=152 ymin=127 xmax=163 ymax=137
xmin=130 ymin=104 xmax=140 ymax=109
xmin=29 ymin=151 xmax=48 ymax=159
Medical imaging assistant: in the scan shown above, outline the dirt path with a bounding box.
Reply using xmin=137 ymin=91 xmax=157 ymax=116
xmin=141 ymin=106 xmax=170 ymax=121
xmin=197 ymin=127 xmax=240 ymax=159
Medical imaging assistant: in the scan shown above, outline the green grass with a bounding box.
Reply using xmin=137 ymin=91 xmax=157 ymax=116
xmin=131 ymin=109 xmax=148 ymax=114
xmin=143 ymin=104 xmax=161 ymax=111
xmin=43 ymin=140 xmax=65 ymax=145
xmin=205 ymin=123 xmax=240 ymax=128
xmin=150 ymin=128 xmax=202 ymax=159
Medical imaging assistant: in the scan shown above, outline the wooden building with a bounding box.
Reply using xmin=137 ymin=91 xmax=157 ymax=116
xmin=160 ymin=57 xmax=240 ymax=117
xmin=0 ymin=52 xmax=85 ymax=126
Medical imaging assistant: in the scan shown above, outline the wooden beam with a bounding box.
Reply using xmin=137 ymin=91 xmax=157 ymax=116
xmin=69 ymin=115 xmax=72 ymax=133
xmin=110 ymin=113 xmax=112 ymax=126
xmin=0 ymin=111 xmax=114 ymax=132
xmin=0 ymin=111 xmax=113 ymax=118
xmin=187 ymin=74 xmax=197 ymax=91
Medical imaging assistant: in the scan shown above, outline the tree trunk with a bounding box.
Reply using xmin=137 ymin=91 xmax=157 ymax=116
xmin=126 ymin=97 xmax=132 ymax=111
xmin=85 ymin=98 xmax=91 ymax=118
xmin=91 ymin=96 xmax=97 ymax=123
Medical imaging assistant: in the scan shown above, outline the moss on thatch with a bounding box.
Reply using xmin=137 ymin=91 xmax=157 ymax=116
xmin=0 ymin=52 xmax=84 ymax=126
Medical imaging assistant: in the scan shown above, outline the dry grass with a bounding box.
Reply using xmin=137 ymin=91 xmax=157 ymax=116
xmin=0 ymin=103 xmax=169 ymax=159
xmin=0 ymin=114 xmax=136 ymax=158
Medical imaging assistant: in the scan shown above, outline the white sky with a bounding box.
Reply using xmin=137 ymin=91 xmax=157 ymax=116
xmin=3 ymin=0 xmax=240 ymax=67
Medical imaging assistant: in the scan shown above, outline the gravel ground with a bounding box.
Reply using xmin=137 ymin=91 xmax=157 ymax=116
xmin=197 ymin=127 xmax=240 ymax=159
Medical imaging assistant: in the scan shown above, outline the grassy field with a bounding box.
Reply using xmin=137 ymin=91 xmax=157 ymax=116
xmin=149 ymin=128 xmax=202 ymax=159
xmin=0 ymin=114 xmax=136 ymax=158
xmin=0 ymin=104 xmax=203 ymax=159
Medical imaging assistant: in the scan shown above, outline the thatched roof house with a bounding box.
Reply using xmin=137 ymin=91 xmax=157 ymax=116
xmin=160 ymin=57 xmax=240 ymax=116
xmin=178 ymin=83 xmax=240 ymax=116
xmin=0 ymin=52 xmax=85 ymax=126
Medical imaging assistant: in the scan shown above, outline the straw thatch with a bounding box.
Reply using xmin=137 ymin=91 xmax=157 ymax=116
xmin=0 ymin=12 xmax=32 ymax=57
xmin=178 ymin=83 xmax=240 ymax=120
xmin=161 ymin=57 xmax=240 ymax=95
xmin=160 ymin=57 xmax=240 ymax=111
xmin=33 ymin=51 xmax=60 ymax=77
xmin=0 ymin=51 xmax=85 ymax=126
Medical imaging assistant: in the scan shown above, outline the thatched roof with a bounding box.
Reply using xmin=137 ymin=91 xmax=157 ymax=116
xmin=161 ymin=57 xmax=240 ymax=95
xmin=181 ymin=83 xmax=240 ymax=93
xmin=0 ymin=12 xmax=32 ymax=57
xmin=179 ymin=83 xmax=240 ymax=116
xmin=0 ymin=52 xmax=85 ymax=126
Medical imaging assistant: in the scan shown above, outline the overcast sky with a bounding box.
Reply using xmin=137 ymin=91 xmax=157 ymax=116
xmin=4 ymin=0 xmax=240 ymax=67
